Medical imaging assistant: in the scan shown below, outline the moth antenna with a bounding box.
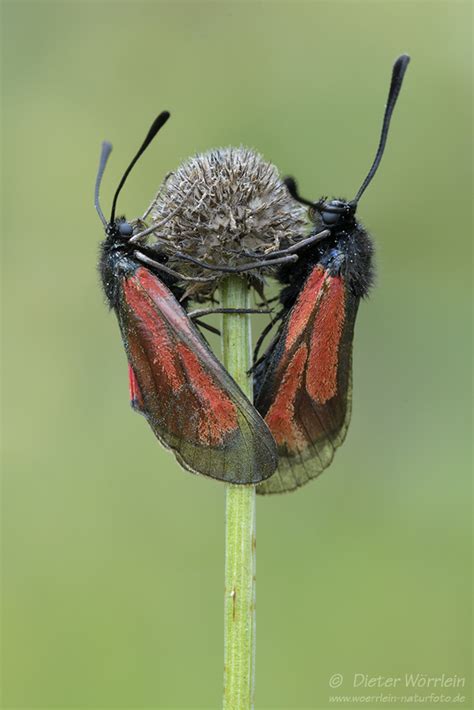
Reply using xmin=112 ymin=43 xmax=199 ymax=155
xmin=283 ymin=176 xmax=315 ymax=207
xmin=352 ymin=54 xmax=410 ymax=205
xmin=94 ymin=141 xmax=113 ymax=227
xmin=263 ymin=229 xmax=331 ymax=257
xmin=109 ymin=111 xmax=171 ymax=224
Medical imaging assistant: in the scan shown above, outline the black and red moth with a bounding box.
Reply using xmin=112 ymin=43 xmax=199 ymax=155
xmin=95 ymin=111 xmax=277 ymax=484
xmin=254 ymin=55 xmax=410 ymax=494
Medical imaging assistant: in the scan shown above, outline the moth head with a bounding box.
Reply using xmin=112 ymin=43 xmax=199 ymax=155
xmin=104 ymin=217 xmax=134 ymax=242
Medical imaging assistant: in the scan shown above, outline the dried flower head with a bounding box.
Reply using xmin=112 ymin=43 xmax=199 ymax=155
xmin=149 ymin=147 xmax=307 ymax=298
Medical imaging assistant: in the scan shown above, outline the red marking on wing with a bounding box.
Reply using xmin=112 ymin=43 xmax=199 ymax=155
xmin=306 ymin=276 xmax=345 ymax=404
xmin=285 ymin=266 xmax=326 ymax=350
xmin=134 ymin=267 xmax=171 ymax=300
xmin=264 ymin=344 xmax=308 ymax=452
xmin=128 ymin=363 xmax=144 ymax=410
xmin=123 ymin=269 xmax=238 ymax=447
xmin=176 ymin=343 xmax=238 ymax=446
xmin=133 ymin=268 xmax=196 ymax=339
xmin=124 ymin=276 xmax=184 ymax=390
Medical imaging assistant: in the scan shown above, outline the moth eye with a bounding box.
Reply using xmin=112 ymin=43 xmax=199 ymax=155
xmin=119 ymin=222 xmax=133 ymax=237
xmin=322 ymin=211 xmax=341 ymax=226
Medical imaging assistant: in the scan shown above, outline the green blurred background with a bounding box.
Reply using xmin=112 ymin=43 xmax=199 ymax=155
xmin=1 ymin=1 xmax=472 ymax=708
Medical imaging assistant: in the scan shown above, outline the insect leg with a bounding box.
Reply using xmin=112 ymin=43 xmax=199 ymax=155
xmin=173 ymin=252 xmax=298 ymax=272
xmin=255 ymin=296 xmax=279 ymax=307
xmin=193 ymin=319 xmax=221 ymax=336
xmin=134 ymin=251 xmax=219 ymax=283
xmin=188 ymin=307 xmax=273 ymax=318
xmin=253 ymin=311 xmax=284 ymax=363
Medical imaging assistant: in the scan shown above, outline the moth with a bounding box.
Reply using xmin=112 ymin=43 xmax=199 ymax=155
xmin=253 ymin=55 xmax=410 ymax=493
xmin=95 ymin=111 xmax=278 ymax=484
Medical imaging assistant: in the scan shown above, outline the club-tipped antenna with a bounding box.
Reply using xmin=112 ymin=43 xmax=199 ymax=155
xmin=109 ymin=111 xmax=170 ymax=225
xmin=352 ymin=54 xmax=410 ymax=205
xmin=95 ymin=141 xmax=113 ymax=227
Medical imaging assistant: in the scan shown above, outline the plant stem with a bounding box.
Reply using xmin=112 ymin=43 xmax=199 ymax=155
xmin=221 ymin=276 xmax=256 ymax=710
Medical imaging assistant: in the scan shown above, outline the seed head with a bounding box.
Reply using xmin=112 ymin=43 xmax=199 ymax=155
xmin=150 ymin=147 xmax=307 ymax=298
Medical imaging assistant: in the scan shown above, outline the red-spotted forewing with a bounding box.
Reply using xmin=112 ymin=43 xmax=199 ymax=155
xmin=120 ymin=266 xmax=277 ymax=482
xmin=254 ymin=266 xmax=357 ymax=493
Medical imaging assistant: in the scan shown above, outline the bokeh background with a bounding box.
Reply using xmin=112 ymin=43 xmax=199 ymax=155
xmin=2 ymin=2 xmax=472 ymax=709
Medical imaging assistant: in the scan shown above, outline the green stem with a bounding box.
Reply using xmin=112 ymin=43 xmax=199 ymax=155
xmin=221 ymin=276 xmax=256 ymax=710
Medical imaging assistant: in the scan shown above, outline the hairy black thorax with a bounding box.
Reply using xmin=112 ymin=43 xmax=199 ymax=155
xmin=99 ymin=217 xmax=179 ymax=310
xmin=277 ymin=201 xmax=374 ymax=311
